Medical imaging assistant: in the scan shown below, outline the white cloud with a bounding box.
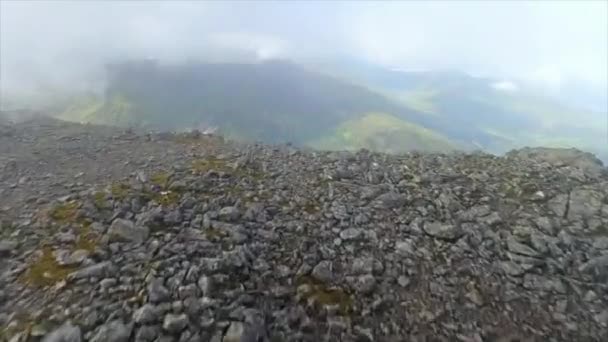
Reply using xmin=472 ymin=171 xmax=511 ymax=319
xmin=492 ymin=81 xmax=519 ymax=93
xmin=1 ymin=0 xmax=606 ymax=96
xmin=525 ymin=65 xmax=564 ymax=91
xmin=208 ymin=32 xmax=289 ymax=61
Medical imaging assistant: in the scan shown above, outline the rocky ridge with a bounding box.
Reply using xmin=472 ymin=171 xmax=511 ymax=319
xmin=1 ymin=117 xmax=608 ymax=341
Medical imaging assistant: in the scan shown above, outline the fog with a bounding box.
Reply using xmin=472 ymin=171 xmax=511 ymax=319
xmin=1 ymin=0 xmax=607 ymax=109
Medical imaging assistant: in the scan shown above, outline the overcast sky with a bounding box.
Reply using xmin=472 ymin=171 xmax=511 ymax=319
xmin=1 ymin=0 xmax=607 ymax=95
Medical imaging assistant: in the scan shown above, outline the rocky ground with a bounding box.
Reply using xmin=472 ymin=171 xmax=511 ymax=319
xmin=1 ymin=117 xmax=608 ymax=342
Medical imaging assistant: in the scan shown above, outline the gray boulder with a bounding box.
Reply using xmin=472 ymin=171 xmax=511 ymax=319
xmin=107 ymin=218 xmax=149 ymax=244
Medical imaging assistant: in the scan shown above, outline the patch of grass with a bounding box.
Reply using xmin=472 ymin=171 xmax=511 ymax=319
xmin=74 ymin=222 xmax=98 ymax=252
xmin=0 ymin=314 xmax=34 ymax=341
xmin=20 ymin=247 xmax=77 ymax=287
xmin=150 ymin=171 xmax=170 ymax=188
xmin=93 ymin=191 xmax=109 ymax=209
xmin=191 ymin=157 xmax=233 ymax=174
xmin=245 ymin=170 xmax=265 ymax=181
xmin=0 ymin=220 xmax=15 ymax=239
xmin=257 ymin=191 xmax=272 ymax=200
xmin=204 ymin=227 xmax=228 ymax=240
xmin=589 ymin=223 xmax=608 ymax=237
xmin=303 ymin=201 xmax=320 ymax=214
xmin=317 ymin=178 xmax=332 ymax=186
xmin=224 ymin=185 xmax=245 ymax=196
xmin=156 ymin=191 xmax=180 ymax=206
xmin=111 ymin=182 xmax=130 ymax=199
xmin=499 ymin=180 xmax=523 ymax=199
xmin=296 ymin=275 xmax=353 ymax=316
xmin=143 ymin=189 xmax=181 ymax=207
xmin=49 ymin=201 xmax=79 ymax=224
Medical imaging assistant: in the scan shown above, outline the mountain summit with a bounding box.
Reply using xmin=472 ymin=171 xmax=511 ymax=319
xmin=1 ymin=118 xmax=607 ymax=341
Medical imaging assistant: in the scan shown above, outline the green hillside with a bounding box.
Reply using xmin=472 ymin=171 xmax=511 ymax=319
xmin=308 ymin=112 xmax=454 ymax=153
xmin=312 ymin=60 xmax=606 ymax=160
xmin=58 ymin=94 xmax=137 ymax=126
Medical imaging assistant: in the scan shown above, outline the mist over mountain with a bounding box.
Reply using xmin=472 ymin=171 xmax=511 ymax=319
xmin=43 ymin=57 xmax=603 ymax=162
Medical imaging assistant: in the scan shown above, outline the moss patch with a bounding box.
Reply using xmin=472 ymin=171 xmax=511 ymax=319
xmin=296 ymin=275 xmax=353 ymax=315
xmin=27 ymin=207 xmax=98 ymax=287
xmin=20 ymin=247 xmax=77 ymax=287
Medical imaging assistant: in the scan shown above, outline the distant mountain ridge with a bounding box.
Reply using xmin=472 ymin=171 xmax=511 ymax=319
xmin=56 ymin=58 xmax=607 ymax=161
xmin=60 ymin=60 xmax=456 ymax=152
xmin=309 ymin=59 xmax=607 ymax=160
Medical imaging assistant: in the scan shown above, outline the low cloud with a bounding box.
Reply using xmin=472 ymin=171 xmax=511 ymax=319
xmin=492 ymin=81 xmax=519 ymax=93
xmin=1 ymin=1 xmax=606 ymax=100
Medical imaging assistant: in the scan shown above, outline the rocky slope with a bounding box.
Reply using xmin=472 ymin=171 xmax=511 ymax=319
xmin=1 ymin=117 xmax=607 ymax=342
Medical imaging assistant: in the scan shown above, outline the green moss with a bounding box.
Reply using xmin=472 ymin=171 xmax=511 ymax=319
xmin=49 ymin=201 xmax=80 ymax=224
xmin=111 ymin=183 xmax=130 ymax=199
xmin=150 ymin=171 xmax=170 ymax=188
xmin=296 ymin=275 xmax=353 ymax=315
xmin=20 ymin=247 xmax=77 ymax=287
xmin=29 ymin=207 xmax=97 ymax=287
